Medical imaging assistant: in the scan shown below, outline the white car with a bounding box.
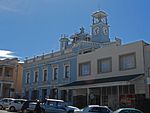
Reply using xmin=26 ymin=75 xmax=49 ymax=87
xmin=43 ymin=98 xmax=80 ymax=113
xmin=75 ymin=105 xmax=113 ymax=113
xmin=113 ymin=108 xmax=143 ymax=113
xmin=8 ymin=99 xmax=27 ymax=112
xmin=0 ymin=98 xmax=15 ymax=110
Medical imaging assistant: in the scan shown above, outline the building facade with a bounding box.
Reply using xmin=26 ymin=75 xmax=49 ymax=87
xmin=22 ymin=49 xmax=77 ymax=101
xmin=62 ymin=41 xmax=150 ymax=109
xmin=22 ymin=10 xmax=150 ymax=110
xmin=0 ymin=58 xmax=23 ymax=98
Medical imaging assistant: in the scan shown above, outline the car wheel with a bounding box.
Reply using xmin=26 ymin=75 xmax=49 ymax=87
xmin=0 ymin=105 xmax=3 ymax=110
xmin=9 ymin=106 xmax=16 ymax=112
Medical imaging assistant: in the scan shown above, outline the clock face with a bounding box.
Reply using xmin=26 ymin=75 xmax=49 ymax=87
xmin=93 ymin=26 xmax=100 ymax=35
xmin=103 ymin=26 xmax=108 ymax=35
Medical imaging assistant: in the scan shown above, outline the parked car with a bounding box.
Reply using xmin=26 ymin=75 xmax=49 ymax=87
xmin=74 ymin=105 xmax=113 ymax=113
xmin=113 ymin=108 xmax=143 ymax=113
xmin=43 ymin=98 xmax=80 ymax=113
xmin=0 ymin=98 xmax=15 ymax=110
xmin=8 ymin=99 xmax=27 ymax=112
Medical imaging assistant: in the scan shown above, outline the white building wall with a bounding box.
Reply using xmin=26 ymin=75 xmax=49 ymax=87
xmin=132 ymin=76 xmax=145 ymax=94
xmin=77 ymin=41 xmax=145 ymax=81
xmin=143 ymin=44 xmax=150 ymax=98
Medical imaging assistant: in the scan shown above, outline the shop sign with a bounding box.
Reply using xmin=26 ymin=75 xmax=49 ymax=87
xmin=119 ymin=94 xmax=135 ymax=107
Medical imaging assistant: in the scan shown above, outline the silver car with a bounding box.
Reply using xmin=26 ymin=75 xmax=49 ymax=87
xmin=75 ymin=105 xmax=113 ymax=113
xmin=113 ymin=108 xmax=143 ymax=113
xmin=0 ymin=98 xmax=15 ymax=110
xmin=43 ymin=99 xmax=80 ymax=113
xmin=8 ymin=99 xmax=27 ymax=112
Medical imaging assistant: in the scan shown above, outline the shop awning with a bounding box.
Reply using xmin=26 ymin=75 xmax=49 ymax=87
xmin=61 ymin=74 xmax=143 ymax=87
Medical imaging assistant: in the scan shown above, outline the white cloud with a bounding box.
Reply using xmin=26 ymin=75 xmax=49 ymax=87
xmin=0 ymin=50 xmax=17 ymax=60
xmin=0 ymin=5 xmax=19 ymax=12
xmin=0 ymin=0 xmax=24 ymax=13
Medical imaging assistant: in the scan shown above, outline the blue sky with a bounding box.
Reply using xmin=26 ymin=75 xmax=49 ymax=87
xmin=0 ymin=0 xmax=150 ymax=61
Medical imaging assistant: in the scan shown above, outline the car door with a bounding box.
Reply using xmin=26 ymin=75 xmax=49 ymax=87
xmin=13 ymin=100 xmax=20 ymax=110
xmin=3 ymin=99 xmax=9 ymax=108
xmin=13 ymin=100 xmax=24 ymax=110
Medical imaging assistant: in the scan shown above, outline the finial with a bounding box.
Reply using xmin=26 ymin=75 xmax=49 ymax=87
xmin=80 ymin=27 xmax=84 ymax=34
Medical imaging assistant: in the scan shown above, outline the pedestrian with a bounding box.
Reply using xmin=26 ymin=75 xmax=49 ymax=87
xmin=34 ymin=101 xmax=42 ymax=113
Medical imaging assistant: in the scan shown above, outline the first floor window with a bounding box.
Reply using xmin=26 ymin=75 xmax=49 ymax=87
xmin=43 ymin=69 xmax=47 ymax=81
xmin=53 ymin=67 xmax=58 ymax=80
xmin=64 ymin=65 xmax=70 ymax=78
xmin=79 ymin=62 xmax=91 ymax=76
xmin=34 ymin=71 xmax=38 ymax=83
xmin=26 ymin=72 xmax=30 ymax=84
xmin=98 ymin=57 xmax=112 ymax=73
xmin=119 ymin=53 xmax=136 ymax=71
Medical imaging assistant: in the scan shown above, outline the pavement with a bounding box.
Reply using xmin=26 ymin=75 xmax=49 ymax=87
xmin=0 ymin=110 xmax=17 ymax=113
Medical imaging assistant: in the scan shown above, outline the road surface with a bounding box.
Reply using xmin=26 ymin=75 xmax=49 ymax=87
xmin=0 ymin=110 xmax=17 ymax=113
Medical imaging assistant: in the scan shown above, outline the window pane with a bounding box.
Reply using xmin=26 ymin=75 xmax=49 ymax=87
xmin=119 ymin=86 xmax=123 ymax=95
xmin=34 ymin=71 xmax=38 ymax=83
xmin=53 ymin=68 xmax=58 ymax=80
xmin=112 ymin=86 xmax=117 ymax=95
xmin=98 ymin=58 xmax=112 ymax=73
xmin=123 ymin=85 xmax=128 ymax=94
xmin=129 ymin=85 xmax=135 ymax=94
xmin=26 ymin=72 xmax=30 ymax=84
xmin=43 ymin=70 xmax=47 ymax=81
xmin=120 ymin=53 xmax=136 ymax=70
xmin=79 ymin=62 xmax=90 ymax=76
xmin=64 ymin=65 xmax=70 ymax=78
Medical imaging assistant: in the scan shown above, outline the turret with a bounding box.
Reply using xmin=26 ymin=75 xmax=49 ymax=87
xmin=91 ymin=10 xmax=110 ymax=43
xmin=59 ymin=35 xmax=70 ymax=51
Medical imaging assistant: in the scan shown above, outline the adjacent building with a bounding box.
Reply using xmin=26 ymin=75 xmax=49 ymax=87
xmin=62 ymin=40 xmax=150 ymax=109
xmin=22 ymin=10 xmax=150 ymax=109
xmin=0 ymin=58 xmax=23 ymax=98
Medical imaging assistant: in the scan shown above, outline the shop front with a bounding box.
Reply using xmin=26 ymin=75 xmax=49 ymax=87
xmin=60 ymin=74 xmax=145 ymax=110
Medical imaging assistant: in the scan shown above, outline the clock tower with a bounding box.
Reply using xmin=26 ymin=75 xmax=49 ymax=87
xmin=91 ymin=10 xmax=110 ymax=43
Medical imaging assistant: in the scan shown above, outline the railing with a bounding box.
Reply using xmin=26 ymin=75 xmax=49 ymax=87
xmin=25 ymin=38 xmax=122 ymax=64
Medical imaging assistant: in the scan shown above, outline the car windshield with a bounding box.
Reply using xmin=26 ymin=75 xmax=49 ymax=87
xmin=113 ymin=109 xmax=143 ymax=113
xmin=81 ymin=107 xmax=88 ymax=111
xmin=47 ymin=100 xmax=65 ymax=107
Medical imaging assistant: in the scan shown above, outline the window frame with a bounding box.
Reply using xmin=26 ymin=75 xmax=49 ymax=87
xmin=52 ymin=66 xmax=58 ymax=80
xmin=26 ymin=72 xmax=30 ymax=84
xmin=64 ymin=64 xmax=70 ymax=78
xmin=34 ymin=71 xmax=39 ymax=83
xmin=97 ymin=57 xmax=112 ymax=74
xmin=119 ymin=52 xmax=136 ymax=71
xmin=79 ymin=61 xmax=91 ymax=76
xmin=43 ymin=69 xmax=48 ymax=82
